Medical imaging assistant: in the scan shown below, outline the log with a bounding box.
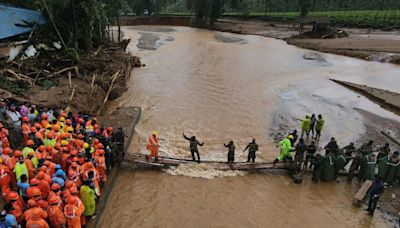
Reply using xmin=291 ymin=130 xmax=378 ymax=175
xmin=64 ymin=87 xmax=76 ymax=112
xmin=97 ymin=71 xmax=120 ymax=115
xmin=44 ymin=66 xmax=76 ymax=79
xmin=353 ymin=180 xmax=373 ymax=207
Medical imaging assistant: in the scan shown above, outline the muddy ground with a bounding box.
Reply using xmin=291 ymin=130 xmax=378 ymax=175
xmin=213 ymin=18 xmax=400 ymax=65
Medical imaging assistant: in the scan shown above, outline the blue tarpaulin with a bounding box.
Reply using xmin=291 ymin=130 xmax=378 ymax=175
xmin=0 ymin=4 xmax=47 ymax=40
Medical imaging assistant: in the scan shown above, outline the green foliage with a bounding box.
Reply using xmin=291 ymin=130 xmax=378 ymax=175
xmin=37 ymin=79 xmax=60 ymax=89
xmin=0 ymin=77 xmax=26 ymax=95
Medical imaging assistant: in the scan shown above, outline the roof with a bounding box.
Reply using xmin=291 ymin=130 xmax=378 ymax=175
xmin=0 ymin=4 xmax=47 ymax=40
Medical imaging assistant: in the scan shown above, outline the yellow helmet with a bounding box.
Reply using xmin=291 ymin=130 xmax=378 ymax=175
xmin=59 ymin=117 xmax=65 ymax=122
xmin=288 ymin=135 xmax=294 ymax=140
xmin=0 ymin=158 xmax=2 ymax=164
xmin=45 ymin=124 xmax=52 ymax=129
xmin=152 ymin=131 xmax=158 ymax=136
xmin=66 ymin=126 xmax=73 ymax=133
xmin=61 ymin=140 xmax=68 ymax=146
xmin=83 ymin=143 xmax=89 ymax=149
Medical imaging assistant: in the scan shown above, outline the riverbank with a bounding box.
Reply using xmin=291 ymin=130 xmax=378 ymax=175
xmin=211 ymin=18 xmax=400 ymax=65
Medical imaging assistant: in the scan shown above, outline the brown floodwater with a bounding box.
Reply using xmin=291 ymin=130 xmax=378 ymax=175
xmin=98 ymin=26 xmax=400 ymax=227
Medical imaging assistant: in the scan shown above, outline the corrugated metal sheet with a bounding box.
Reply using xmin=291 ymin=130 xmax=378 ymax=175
xmin=0 ymin=4 xmax=47 ymax=40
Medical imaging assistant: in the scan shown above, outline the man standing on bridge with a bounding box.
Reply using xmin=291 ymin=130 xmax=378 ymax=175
xmin=243 ymin=139 xmax=258 ymax=162
xmin=183 ymin=132 xmax=204 ymax=163
xmin=146 ymin=131 xmax=160 ymax=162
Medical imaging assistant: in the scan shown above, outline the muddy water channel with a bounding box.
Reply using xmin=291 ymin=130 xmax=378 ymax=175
xmin=98 ymin=26 xmax=400 ymax=227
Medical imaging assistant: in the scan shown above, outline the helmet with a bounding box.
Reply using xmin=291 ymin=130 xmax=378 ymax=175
xmin=96 ymin=149 xmax=105 ymax=155
xmin=69 ymin=187 xmax=78 ymax=194
xmin=67 ymin=196 xmax=77 ymax=204
xmin=83 ymin=143 xmax=89 ymax=149
xmin=26 ymin=139 xmax=34 ymax=146
xmin=87 ymin=162 xmax=94 ymax=169
xmin=61 ymin=140 xmax=68 ymax=146
xmin=41 ymin=113 xmax=48 ymax=119
xmin=55 ymin=164 xmax=61 ymax=169
xmin=30 ymin=127 xmax=37 ymax=133
xmin=2 ymin=148 xmax=12 ymax=155
xmin=38 ymin=145 xmax=46 ymax=152
xmin=70 ymin=150 xmax=78 ymax=156
xmin=27 ymin=151 xmax=35 ymax=157
xmin=45 ymin=124 xmax=52 ymax=130
xmin=93 ymin=138 xmax=99 ymax=145
xmin=32 ymin=188 xmax=41 ymax=197
xmin=55 ymin=143 xmax=61 ymax=148
xmin=53 ymin=125 xmax=60 ymax=132
xmin=95 ymin=143 xmax=103 ymax=149
xmin=60 ymin=112 xmax=67 ymax=118
xmin=78 ymin=118 xmax=84 ymax=124
xmin=30 ymin=178 xmax=39 ymax=186
xmin=288 ymin=135 xmax=294 ymax=140
xmin=65 ymin=182 xmax=74 ymax=189
xmin=107 ymin=127 xmax=113 ymax=132
xmin=66 ymin=119 xmax=72 ymax=125
xmin=46 ymin=145 xmax=53 ymax=152
xmin=36 ymin=171 xmax=45 ymax=179
xmin=22 ymin=116 xmax=29 ymax=122
xmin=34 ymin=123 xmax=42 ymax=129
xmin=27 ymin=199 xmax=37 ymax=208
xmin=93 ymin=124 xmax=100 ymax=130
xmin=51 ymin=183 xmax=61 ymax=191
xmin=59 ymin=117 xmax=65 ymax=122
xmin=13 ymin=150 xmax=22 ymax=157
xmin=67 ymin=127 xmax=73 ymax=133
xmin=77 ymin=134 xmax=84 ymax=139
xmin=60 ymin=134 xmax=67 ymax=139
xmin=70 ymin=162 xmax=78 ymax=168
xmin=6 ymin=191 xmax=18 ymax=201
xmin=94 ymin=129 xmax=101 ymax=134
xmin=39 ymin=166 xmax=47 ymax=172
xmin=47 ymin=132 xmax=54 ymax=139
xmin=48 ymin=195 xmax=59 ymax=205
xmin=152 ymin=131 xmax=158 ymax=136
xmin=46 ymin=156 xmax=53 ymax=160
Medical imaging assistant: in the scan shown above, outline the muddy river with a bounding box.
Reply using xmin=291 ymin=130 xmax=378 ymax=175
xmin=98 ymin=26 xmax=400 ymax=227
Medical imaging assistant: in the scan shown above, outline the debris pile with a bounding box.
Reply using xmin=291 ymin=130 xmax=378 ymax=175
xmin=0 ymin=39 xmax=142 ymax=114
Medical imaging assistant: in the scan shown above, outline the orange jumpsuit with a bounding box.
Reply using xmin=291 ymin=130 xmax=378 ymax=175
xmin=11 ymin=201 xmax=23 ymax=224
xmin=38 ymin=179 xmax=50 ymax=200
xmin=21 ymin=123 xmax=31 ymax=143
xmin=64 ymin=203 xmax=81 ymax=228
xmin=95 ymin=155 xmax=107 ymax=182
xmin=47 ymin=203 xmax=66 ymax=228
xmin=35 ymin=131 xmax=44 ymax=143
xmin=146 ymin=135 xmax=159 ymax=160
xmin=24 ymin=159 xmax=35 ymax=180
xmin=0 ymin=128 xmax=10 ymax=148
xmin=24 ymin=207 xmax=49 ymax=228
xmin=40 ymin=120 xmax=49 ymax=129
xmin=0 ymin=164 xmax=10 ymax=196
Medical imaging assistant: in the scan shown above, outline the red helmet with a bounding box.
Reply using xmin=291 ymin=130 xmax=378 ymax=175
xmin=28 ymin=199 xmax=37 ymax=207
xmin=26 ymin=139 xmax=34 ymax=146
xmin=107 ymin=127 xmax=113 ymax=132
xmin=66 ymin=119 xmax=72 ymax=125
xmin=32 ymin=188 xmax=41 ymax=197
xmin=41 ymin=113 xmax=48 ymax=119
xmin=2 ymin=148 xmax=12 ymax=155
xmin=22 ymin=116 xmax=29 ymax=122
xmin=36 ymin=171 xmax=45 ymax=179
xmin=30 ymin=178 xmax=39 ymax=186
xmin=95 ymin=143 xmax=104 ymax=149
xmin=69 ymin=187 xmax=78 ymax=194
xmin=6 ymin=191 xmax=18 ymax=201
xmin=67 ymin=196 xmax=77 ymax=204
xmin=51 ymin=183 xmax=61 ymax=191
xmin=46 ymin=145 xmax=53 ymax=152
xmin=53 ymin=125 xmax=60 ymax=132
xmin=94 ymin=129 xmax=101 ymax=134
xmin=34 ymin=123 xmax=42 ymax=129
xmin=77 ymin=134 xmax=84 ymax=139
xmin=30 ymin=127 xmax=37 ymax=133
xmin=48 ymin=195 xmax=60 ymax=205
xmin=96 ymin=149 xmax=105 ymax=155
xmin=47 ymin=132 xmax=54 ymax=139
xmin=38 ymin=145 xmax=46 ymax=152
xmin=93 ymin=124 xmax=100 ymax=130
xmin=60 ymin=112 xmax=67 ymax=118
xmin=13 ymin=150 xmax=22 ymax=157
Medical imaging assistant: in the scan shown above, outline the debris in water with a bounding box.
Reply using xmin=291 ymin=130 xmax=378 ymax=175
xmin=164 ymin=163 xmax=246 ymax=179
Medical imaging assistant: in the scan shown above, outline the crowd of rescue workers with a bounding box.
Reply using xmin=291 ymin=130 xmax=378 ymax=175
xmin=0 ymin=99 xmax=125 ymax=228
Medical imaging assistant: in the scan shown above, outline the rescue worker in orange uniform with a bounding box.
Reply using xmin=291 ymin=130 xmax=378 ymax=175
xmin=0 ymin=123 xmax=10 ymax=148
xmin=6 ymin=191 xmax=23 ymax=224
xmin=64 ymin=196 xmax=82 ymax=228
xmin=24 ymin=152 xmax=36 ymax=180
xmin=40 ymin=114 xmax=49 ymax=129
xmin=146 ymin=131 xmax=160 ymax=162
xmin=0 ymin=158 xmax=11 ymax=196
xmin=37 ymin=172 xmax=50 ymax=200
xmin=94 ymin=149 xmax=107 ymax=185
xmin=47 ymin=195 xmax=66 ymax=228
xmin=21 ymin=117 xmax=31 ymax=144
xmin=1 ymin=147 xmax=12 ymax=167
xmin=23 ymin=199 xmax=49 ymax=228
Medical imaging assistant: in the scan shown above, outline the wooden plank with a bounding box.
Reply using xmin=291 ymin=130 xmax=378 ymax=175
xmin=353 ymin=180 xmax=373 ymax=207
